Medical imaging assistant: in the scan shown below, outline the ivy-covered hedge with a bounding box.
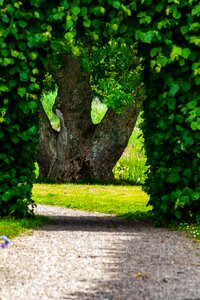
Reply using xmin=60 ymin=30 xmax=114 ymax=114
xmin=0 ymin=1 xmax=51 ymax=217
xmin=138 ymin=0 xmax=200 ymax=223
xmin=0 ymin=0 xmax=199 ymax=222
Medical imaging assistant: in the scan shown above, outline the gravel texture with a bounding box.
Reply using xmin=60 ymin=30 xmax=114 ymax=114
xmin=1 ymin=204 xmax=200 ymax=300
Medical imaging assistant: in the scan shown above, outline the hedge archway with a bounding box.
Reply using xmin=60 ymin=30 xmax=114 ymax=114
xmin=0 ymin=1 xmax=199 ymax=222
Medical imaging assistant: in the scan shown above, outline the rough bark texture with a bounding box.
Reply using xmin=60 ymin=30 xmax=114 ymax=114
xmin=37 ymin=55 xmax=140 ymax=182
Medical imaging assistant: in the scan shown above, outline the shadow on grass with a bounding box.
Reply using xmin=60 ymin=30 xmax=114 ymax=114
xmin=34 ymin=176 xmax=144 ymax=186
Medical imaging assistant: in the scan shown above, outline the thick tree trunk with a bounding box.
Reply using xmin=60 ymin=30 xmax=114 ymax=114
xmin=37 ymin=55 xmax=141 ymax=182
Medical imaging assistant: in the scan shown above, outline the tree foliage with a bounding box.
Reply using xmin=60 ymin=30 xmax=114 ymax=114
xmin=0 ymin=0 xmax=199 ymax=222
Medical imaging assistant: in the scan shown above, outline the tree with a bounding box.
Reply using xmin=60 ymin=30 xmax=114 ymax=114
xmin=38 ymin=43 xmax=143 ymax=182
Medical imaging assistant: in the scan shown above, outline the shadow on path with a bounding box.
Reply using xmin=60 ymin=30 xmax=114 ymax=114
xmin=37 ymin=214 xmax=152 ymax=233
xmin=36 ymin=207 xmax=200 ymax=300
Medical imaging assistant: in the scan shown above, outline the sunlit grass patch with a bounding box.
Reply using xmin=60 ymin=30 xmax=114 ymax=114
xmin=33 ymin=183 xmax=152 ymax=221
xmin=0 ymin=216 xmax=51 ymax=239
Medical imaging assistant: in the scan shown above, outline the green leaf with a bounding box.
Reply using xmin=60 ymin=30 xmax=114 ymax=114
xmin=180 ymin=26 xmax=189 ymax=35
xmin=191 ymin=121 xmax=200 ymax=131
xmin=174 ymin=210 xmax=182 ymax=219
xmin=71 ymin=6 xmax=81 ymax=16
xmin=20 ymin=127 xmax=36 ymax=141
xmin=28 ymin=101 xmax=38 ymax=110
xmin=173 ymin=189 xmax=182 ymax=198
xmin=158 ymin=119 xmax=167 ymax=130
xmin=112 ymin=24 xmax=118 ymax=31
xmin=189 ymin=22 xmax=200 ymax=32
xmin=195 ymin=77 xmax=200 ymax=85
xmin=187 ymin=100 xmax=197 ymax=109
xmin=2 ymin=15 xmax=9 ymax=23
xmin=157 ymin=55 xmax=168 ymax=67
xmin=192 ymin=62 xmax=200 ymax=71
xmin=1 ymin=49 xmax=9 ymax=56
xmin=167 ymin=173 xmax=181 ymax=183
xmin=183 ymin=168 xmax=192 ymax=178
xmin=169 ymin=83 xmax=180 ymax=96
xmin=192 ymin=5 xmax=200 ymax=16
xmin=150 ymin=48 xmax=158 ymax=58
xmin=2 ymin=191 xmax=11 ymax=201
xmin=18 ymin=87 xmax=26 ymax=97
xmin=60 ymin=0 xmax=69 ymax=9
xmin=183 ymin=135 xmax=194 ymax=146
xmin=144 ymin=33 xmax=153 ymax=43
xmin=181 ymin=48 xmax=191 ymax=59
xmin=155 ymin=3 xmax=164 ymax=12
xmin=170 ymin=45 xmax=182 ymax=61
xmin=11 ymin=135 xmax=20 ymax=144
xmin=18 ymin=20 xmax=27 ymax=28
xmin=81 ymin=7 xmax=87 ymax=17
xmin=72 ymin=46 xmax=81 ymax=56
xmin=173 ymin=10 xmax=181 ymax=19
xmin=28 ymin=52 xmax=38 ymax=60
xmin=66 ymin=19 xmax=73 ymax=30
xmin=180 ymin=81 xmax=191 ymax=92
xmin=11 ymin=50 xmax=19 ymax=58
xmin=20 ymin=72 xmax=28 ymax=81
xmin=168 ymin=98 xmax=176 ymax=110
xmin=192 ymin=192 xmax=200 ymax=201
xmin=9 ymin=79 xmax=17 ymax=87
xmin=83 ymin=19 xmax=91 ymax=28
xmin=2 ymin=57 xmax=14 ymax=67
xmin=119 ymin=25 xmax=127 ymax=33
xmin=190 ymin=36 xmax=200 ymax=46
xmin=64 ymin=32 xmax=74 ymax=42
xmin=0 ymin=84 xmax=8 ymax=92
xmin=113 ymin=1 xmax=121 ymax=9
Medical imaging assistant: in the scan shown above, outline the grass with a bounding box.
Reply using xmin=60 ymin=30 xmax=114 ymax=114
xmin=113 ymin=145 xmax=147 ymax=185
xmin=1 ymin=183 xmax=200 ymax=242
xmin=113 ymin=113 xmax=148 ymax=185
xmin=0 ymin=216 xmax=50 ymax=239
xmin=33 ymin=183 xmax=152 ymax=221
xmin=33 ymin=183 xmax=200 ymax=241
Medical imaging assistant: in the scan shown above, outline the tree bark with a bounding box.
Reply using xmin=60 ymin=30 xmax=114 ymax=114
xmin=37 ymin=55 xmax=141 ymax=182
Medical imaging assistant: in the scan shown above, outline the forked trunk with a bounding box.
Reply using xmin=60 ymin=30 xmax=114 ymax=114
xmin=37 ymin=55 xmax=141 ymax=182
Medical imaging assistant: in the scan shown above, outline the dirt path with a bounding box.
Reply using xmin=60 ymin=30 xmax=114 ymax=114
xmin=1 ymin=204 xmax=200 ymax=300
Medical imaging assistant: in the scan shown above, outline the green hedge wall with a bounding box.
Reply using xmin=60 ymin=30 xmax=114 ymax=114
xmin=138 ymin=0 xmax=200 ymax=223
xmin=0 ymin=1 xmax=50 ymax=217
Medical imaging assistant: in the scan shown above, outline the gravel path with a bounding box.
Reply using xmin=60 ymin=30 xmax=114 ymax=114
xmin=1 ymin=204 xmax=200 ymax=300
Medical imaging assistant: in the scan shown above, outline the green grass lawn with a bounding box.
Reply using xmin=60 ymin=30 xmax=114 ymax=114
xmin=32 ymin=183 xmax=200 ymax=240
xmin=1 ymin=183 xmax=200 ymax=241
xmin=0 ymin=216 xmax=50 ymax=239
xmin=33 ymin=183 xmax=152 ymax=221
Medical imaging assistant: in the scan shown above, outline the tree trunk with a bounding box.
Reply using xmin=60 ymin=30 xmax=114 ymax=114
xmin=37 ymin=55 xmax=141 ymax=182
